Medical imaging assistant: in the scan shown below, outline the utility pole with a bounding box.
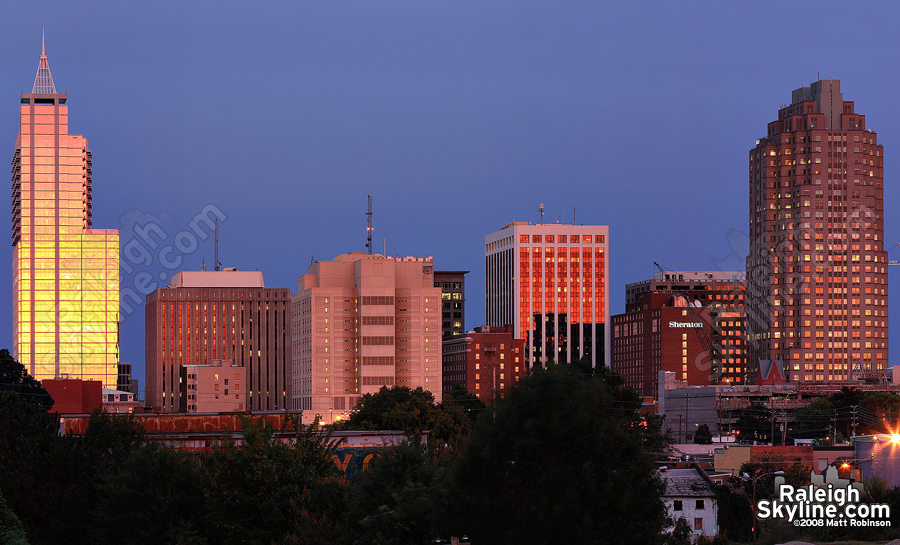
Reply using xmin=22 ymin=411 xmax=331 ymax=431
xmin=852 ymin=405 xmax=858 ymax=439
xmin=685 ymin=392 xmax=690 ymax=442
xmin=771 ymin=402 xmax=776 ymax=446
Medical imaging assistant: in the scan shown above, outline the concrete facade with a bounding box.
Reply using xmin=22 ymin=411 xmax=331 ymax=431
xmin=291 ymin=253 xmax=442 ymax=422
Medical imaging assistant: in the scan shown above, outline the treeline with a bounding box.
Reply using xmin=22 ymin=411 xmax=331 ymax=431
xmin=0 ymin=363 xmax=674 ymax=545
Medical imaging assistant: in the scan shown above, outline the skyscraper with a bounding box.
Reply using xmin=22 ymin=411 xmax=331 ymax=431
xmin=747 ymin=79 xmax=887 ymax=384
xmin=291 ymin=253 xmax=442 ymax=422
xmin=11 ymin=39 xmax=120 ymax=386
xmin=485 ymin=220 xmax=609 ymax=368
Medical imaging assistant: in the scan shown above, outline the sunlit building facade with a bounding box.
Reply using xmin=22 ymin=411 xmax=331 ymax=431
xmin=747 ymin=80 xmax=887 ymax=384
xmin=291 ymin=253 xmax=442 ymax=422
xmin=11 ymin=41 xmax=119 ymax=386
xmin=485 ymin=221 xmax=609 ymax=368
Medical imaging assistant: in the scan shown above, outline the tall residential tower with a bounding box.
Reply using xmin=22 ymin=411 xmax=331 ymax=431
xmin=12 ymin=40 xmax=120 ymax=385
xmin=747 ymin=80 xmax=886 ymax=383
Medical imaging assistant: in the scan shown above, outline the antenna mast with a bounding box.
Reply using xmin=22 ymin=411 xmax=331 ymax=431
xmin=365 ymin=195 xmax=374 ymax=255
xmin=539 ymin=203 xmax=544 ymax=225
xmin=214 ymin=219 xmax=221 ymax=271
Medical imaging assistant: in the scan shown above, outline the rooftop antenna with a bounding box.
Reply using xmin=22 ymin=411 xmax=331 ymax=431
xmin=214 ymin=219 xmax=221 ymax=271
xmin=365 ymin=195 xmax=374 ymax=255
xmin=573 ymin=206 xmax=576 ymax=225
xmin=539 ymin=203 xmax=544 ymax=225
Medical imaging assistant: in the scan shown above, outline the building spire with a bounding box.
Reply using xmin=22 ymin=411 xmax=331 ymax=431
xmin=32 ymin=30 xmax=57 ymax=94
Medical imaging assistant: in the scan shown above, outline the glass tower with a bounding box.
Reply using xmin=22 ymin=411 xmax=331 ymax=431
xmin=11 ymin=39 xmax=119 ymax=386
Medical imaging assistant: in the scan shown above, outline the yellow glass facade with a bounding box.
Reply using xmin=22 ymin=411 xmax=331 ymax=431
xmin=12 ymin=54 xmax=119 ymax=387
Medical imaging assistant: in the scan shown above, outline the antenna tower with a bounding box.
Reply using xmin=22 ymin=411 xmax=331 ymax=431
xmin=214 ymin=219 xmax=221 ymax=271
xmin=365 ymin=195 xmax=374 ymax=254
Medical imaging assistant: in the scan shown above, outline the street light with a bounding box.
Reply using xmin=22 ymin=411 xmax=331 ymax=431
xmin=742 ymin=470 xmax=784 ymax=545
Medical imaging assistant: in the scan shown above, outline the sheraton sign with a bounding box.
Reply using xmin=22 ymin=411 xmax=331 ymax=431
xmin=668 ymin=321 xmax=703 ymax=328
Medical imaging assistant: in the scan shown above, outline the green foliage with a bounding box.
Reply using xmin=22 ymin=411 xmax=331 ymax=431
xmin=442 ymin=364 xmax=668 ymax=545
xmin=446 ymin=384 xmax=487 ymax=423
xmin=92 ymin=446 xmax=205 ymax=545
xmin=694 ymin=423 xmax=713 ymax=444
xmin=0 ymin=349 xmax=52 ymax=412
xmin=738 ymin=456 xmax=809 ymax=502
xmin=0 ymin=487 xmax=28 ymax=545
xmin=343 ymin=438 xmax=444 ymax=545
xmin=201 ymin=415 xmax=348 ymax=545
xmin=664 ymin=517 xmax=693 ymax=545
xmin=715 ymin=482 xmax=752 ymax=542
xmin=344 ymin=386 xmax=471 ymax=446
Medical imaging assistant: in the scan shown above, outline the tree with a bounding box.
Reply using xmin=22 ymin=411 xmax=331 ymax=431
xmin=0 ymin=487 xmax=28 ymax=545
xmin=694 ymin=423 xmax=712 ymax=444
xmin=0 ymin=349 xmax=52 ymax=411
xmin=343 ymin=386 xmax=471 ymax=446
xmin=446 ymin=384 xmax=487 ymax=423
xmin=201 ymin=416 xmax=348 ymax=545
xmin=343 ymin=438 xmax=444 ymax=545
xmin=442 ymin=364 xmax=669 ymax=545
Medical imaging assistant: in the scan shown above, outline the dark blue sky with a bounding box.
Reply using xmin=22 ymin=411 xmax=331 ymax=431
xmin=2 ymin=2 xmax=900 ymax=392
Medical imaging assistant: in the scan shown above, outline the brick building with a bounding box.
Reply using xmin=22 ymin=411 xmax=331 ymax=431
xmin=612 ymin=271 xmax=747 ymax=398
xmin=433 ymin=271 xmax=467 ymax=339
xmin=442 ymin=325 xmax=525 ymax=403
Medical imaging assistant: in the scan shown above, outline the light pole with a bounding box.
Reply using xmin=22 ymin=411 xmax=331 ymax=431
xmin=743 ymin=470 xmax=784 ymax=545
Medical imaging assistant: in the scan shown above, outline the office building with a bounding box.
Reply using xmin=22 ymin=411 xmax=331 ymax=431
xmin=11 ymin=39 xmax=119 ymax=386
xmin=180 ymin=360 xmax=246 ymax=413
xmin=145 ymin=269 xmax=291 ymax=412
xmin=612 ymin=270 xmax=747 ymax=397
xmin=747 ymin=80 xmax=887 ymax=383
xmin=433 ymin=270 xmax=467 ymax=339
xmin=442 ymin=325 xmax=525 ymax=403
xmin=291 ymin=253 xmax=442 ymax=422
xmin=485 ymin=220 xmax=609 ymax=368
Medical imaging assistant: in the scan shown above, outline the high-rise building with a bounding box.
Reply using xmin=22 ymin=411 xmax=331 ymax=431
xmin=11 ymin=39 xmax=120 ymax=386
xmin=291 ymin=253 xmax=442 ymax=422
xmin=442 ymin=325 xmax=525 ymax=403
xmin=612 ymin=271 xmax=747 ymax=397
xmin=145 ymin=269 xmax=291 ymax=412
xmin=485 ymin=220 xmax=609 ymax=368
xmin=747 ymin=79 xmax=887 ymax=383
xmin=433 ymin=270 xmax=467 ymax=339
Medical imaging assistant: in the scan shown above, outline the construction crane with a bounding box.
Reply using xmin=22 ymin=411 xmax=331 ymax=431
xmin=653 ymin=262 xmax=722 ymax=383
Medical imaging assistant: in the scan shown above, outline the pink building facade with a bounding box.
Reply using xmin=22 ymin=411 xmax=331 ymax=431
xmin=292 ymin=253 xmax=442 ymax=422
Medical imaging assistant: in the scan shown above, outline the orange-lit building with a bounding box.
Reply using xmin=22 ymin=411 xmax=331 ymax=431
xmin=145 ymin=269 xmax=291 ymax=412
xmin=12 ymin=39 xmax=119 ymax=387
xmin=613 ymin=271 xmax=748 ymax=397
xmin=485 ymin=221 xmax=609 ymax=368
xmin=291 ymin=253 xmax=442 ymax=422
xmin=442 ymin=325 xmax=525 ymax=403
xmin=747 ymin=79 xmax=888 ymax=383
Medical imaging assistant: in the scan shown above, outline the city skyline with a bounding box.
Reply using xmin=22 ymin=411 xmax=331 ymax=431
xmin=2 ymin=4 xmax=900 ymax=389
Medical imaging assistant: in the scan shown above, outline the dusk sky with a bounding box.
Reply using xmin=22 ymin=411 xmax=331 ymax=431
xmin=2 ymin=2 xmax=900 ymax=391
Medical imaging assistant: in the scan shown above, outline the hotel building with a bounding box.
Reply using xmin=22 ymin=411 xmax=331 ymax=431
xmin=747 ymin=80 xmax=887 ymax=383
xmin=291 ymin=253 xmax=442 ymax=422
xmin=11 ymin=40 xmax=119 ymax=386
xmin=612 ymin=271 xmax=747 ymax=397
xmin=145 ymin=269 xmax=291 ymax=412
xmin=485 ymin=221 xmax=609 ymax=368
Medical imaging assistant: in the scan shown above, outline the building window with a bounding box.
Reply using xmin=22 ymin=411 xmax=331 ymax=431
xmin=673 ymin=500 xmax=682 ymax=511
xmin=696 ymin=500 xmax=705 ymax=509
xmin=694 ymin=518 xmax=703 ymax=530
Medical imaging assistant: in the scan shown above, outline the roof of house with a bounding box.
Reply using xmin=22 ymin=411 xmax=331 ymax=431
xmin=661 ymin=467 xmax=717 ymax=498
